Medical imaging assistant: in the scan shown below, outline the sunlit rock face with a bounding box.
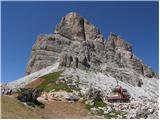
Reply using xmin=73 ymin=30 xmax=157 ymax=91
xmin=26 ymin=12 xmax=158 ymax=87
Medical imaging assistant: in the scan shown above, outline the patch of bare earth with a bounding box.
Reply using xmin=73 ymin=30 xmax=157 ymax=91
xmin=25 ymin=78 xmax=44 ymax=89
xmin=36 ymin=100 xmax=90 ymax=119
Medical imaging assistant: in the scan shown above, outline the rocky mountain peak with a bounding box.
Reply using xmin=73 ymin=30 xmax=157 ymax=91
xmin=55 ymin=12 xmax=104 ymax=42
xmin=26 ymin=12 xmax=158 ymax=84
xmin=66 ymin=11 xmax=80 ymax=17
xmin=106 ymin=32 xmax=132 ymax=52
xmin=65 ymin=12 xmax=82 ymax=20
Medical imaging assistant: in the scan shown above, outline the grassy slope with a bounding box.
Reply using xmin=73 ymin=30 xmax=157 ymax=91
xmin=36 ymin=71 xmax=80 ymax=92
xmin=1 ymin=95 xmax=40 ymax=119
xmin=36 ymin=71 xmax=62 ymax=91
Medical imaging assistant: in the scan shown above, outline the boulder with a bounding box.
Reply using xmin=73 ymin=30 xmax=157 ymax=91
xmin=17 ymin=88 xmax=42 ymax=103
xmin=86 ymin=88 xmax=103 ymax=101
xmin=65 ymin=94 xmax=79 ymax=102
xmin=85 ymin=99 xmax=95 ymax=106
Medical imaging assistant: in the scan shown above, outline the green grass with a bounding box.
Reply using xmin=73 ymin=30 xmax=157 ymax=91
xmin=49 ymin=82 xmax=73 ymax=92
xmin=85 ymin=103 xmax=92 ymax=111
xmin=84 ymin=99 xmax=106 ymax=111
xmin=26 ymin=102 xmax=45 ymax=108
xmin=103 ymin=109 xmax=127 ymax=119
xmin=94 ymin=99 xmax=106 ymax=108
xmin=84 ymin=98 xmax=127 ymax=119
xmin=36 ymin=71 xmax=80 ymax=92
xmin=36 ymin=71 xmax=61 ymax=92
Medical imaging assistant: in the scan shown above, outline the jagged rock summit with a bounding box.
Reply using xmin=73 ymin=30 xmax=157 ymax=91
xmin=55 ymin=12 xmax=104 ymax=42
xmin=26 ymin=12 xmax=158 ymax=87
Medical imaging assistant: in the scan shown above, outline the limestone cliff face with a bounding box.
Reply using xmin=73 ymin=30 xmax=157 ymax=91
xmin=26 ymin=12 xmax=158 ymax=86
xmin=55 ymin=12 xmax=103 ymax=42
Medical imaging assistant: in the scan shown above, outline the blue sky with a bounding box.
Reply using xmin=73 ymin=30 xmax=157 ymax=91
xmin=1 ymin=1 xmax=158 ymax=83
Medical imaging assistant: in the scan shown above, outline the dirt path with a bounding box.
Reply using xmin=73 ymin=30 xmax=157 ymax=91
xmin=36 ymin=100 xmax=90 ymax=119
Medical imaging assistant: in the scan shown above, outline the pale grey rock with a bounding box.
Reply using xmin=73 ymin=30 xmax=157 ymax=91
xmin=90 ymin=107 xmax=98 ymax=114
xmin=106 ymin=32 xmax=132 ymax=51
xmin=26 ymin=12 xmax=158 ymax=88
xmin=65 ymin=94 xmax=79 ymax=102
xmin=62 ymin=68 xmax=158 ymax=102
xmin=85 ymin=99 xmax=94 ymax=106
xmin=106 ymin=106 xmax=112 ymax=113
xmin=86 ymin=87 xmax=103 ymax=100
xmin=55 ymin=12 xmax=86 ymax=41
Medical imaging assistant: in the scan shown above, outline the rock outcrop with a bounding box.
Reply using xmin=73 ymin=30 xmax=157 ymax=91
xmin=26 ymin=12 xmax=158 ymax=87
xmin=17 ymin=88 xmax=43 ymax=105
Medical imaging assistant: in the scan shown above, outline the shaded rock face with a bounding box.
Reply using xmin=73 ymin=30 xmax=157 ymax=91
xmin=26 ymin=12 xmax=158 ymax=86
xmin=17 ymin=88 xmax=42 ymax=103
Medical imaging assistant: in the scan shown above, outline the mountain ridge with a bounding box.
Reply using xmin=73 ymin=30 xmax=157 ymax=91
xmin=26 ymin=12 xmax=158 ymax=85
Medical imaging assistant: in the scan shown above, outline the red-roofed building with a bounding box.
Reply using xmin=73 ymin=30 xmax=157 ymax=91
xmin=107 ymin=86 xmax=130 ymax=103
